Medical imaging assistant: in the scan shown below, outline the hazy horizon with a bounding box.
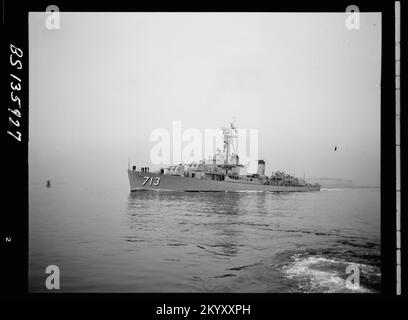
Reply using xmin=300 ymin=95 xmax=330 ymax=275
xmin=29 ymin=12 xmax=381 ymax=188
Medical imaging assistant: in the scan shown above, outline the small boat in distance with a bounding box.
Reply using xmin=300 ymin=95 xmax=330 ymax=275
xmin=128 ymin=122 xmax=320 ymax=192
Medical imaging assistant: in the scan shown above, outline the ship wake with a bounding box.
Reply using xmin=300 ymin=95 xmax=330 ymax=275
xmin=274 ymin=251 xmax=380 ymax=293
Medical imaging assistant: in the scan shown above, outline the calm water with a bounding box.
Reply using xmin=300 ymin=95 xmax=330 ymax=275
xmin=29 ymin=183 xmax=381 ymax=293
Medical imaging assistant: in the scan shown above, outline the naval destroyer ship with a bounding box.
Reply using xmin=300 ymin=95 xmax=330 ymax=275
xmin=128 ymin=122 xmax=320 ymax=192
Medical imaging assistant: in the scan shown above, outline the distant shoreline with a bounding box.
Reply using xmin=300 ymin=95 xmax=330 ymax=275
xmin=322 ymin=186 xmax=380 ymax=189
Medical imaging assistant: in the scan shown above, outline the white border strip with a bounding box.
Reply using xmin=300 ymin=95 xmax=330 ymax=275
xmin=395 ymin=1 xmax=401 ymax=296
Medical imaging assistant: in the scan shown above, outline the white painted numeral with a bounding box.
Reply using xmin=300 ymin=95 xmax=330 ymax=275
xmin=142 ymin=176 xmax=150 ymax=186
xmin=153 ymin=177 xmax=160 ymax=186
xmin=142 ymin=176 xmax=161 ymax=186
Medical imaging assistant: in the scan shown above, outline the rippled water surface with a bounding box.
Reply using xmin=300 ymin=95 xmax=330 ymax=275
xmin=29 ymin=183 xmax=380 ymax=293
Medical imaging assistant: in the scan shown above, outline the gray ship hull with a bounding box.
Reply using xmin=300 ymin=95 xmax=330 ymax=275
xmin=128 ymin=170 xmax=320 ymax=192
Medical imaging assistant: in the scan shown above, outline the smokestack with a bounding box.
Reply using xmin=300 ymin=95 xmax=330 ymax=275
xmin=257 ymin=160 xmax=265 ymax=176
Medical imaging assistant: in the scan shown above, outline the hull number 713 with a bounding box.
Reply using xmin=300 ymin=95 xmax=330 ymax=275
xmin=142 ymin=176 xmax=160 ymax=186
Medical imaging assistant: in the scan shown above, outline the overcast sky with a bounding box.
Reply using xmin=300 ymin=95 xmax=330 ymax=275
xmin=29 ymin=12 xmax=381 ymax=188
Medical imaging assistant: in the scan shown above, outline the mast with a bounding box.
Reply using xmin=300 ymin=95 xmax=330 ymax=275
xmin=226 ymin=136 xmax=229 ymax=165
xmin=222 ymin=120 xmax=238 ymax=165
